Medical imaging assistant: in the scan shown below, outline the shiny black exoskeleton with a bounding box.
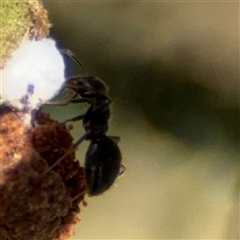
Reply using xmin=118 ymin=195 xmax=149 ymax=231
xmin=47 ymin=49 xmax=123 ymax=196
xmin=85 ymin=135 xmax=121 ymax=195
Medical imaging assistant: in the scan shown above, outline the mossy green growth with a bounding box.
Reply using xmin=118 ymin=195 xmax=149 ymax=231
xmin=0 ymin=1 xmax=31 ymax=68
xmin=0 ymin=0 xmax=51 ymax=68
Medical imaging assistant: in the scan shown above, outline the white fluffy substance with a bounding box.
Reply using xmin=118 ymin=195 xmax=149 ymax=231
xmin=0 ymin=38 xmax=65 ymax=111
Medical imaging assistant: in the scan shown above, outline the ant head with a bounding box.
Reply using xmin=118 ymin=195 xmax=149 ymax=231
xmin=65 ymin=76 xmax=110 ymax=101
xmin=61 ymin=49 xmax=110 ymax=98
xmin=86 ymin=76 xmax=109 ymax=96
xmin=84 ymin=135 xmax=122 ymax=196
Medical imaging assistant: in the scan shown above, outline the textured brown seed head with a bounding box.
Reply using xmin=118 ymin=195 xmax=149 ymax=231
xmin=0 ymin=106 xmax=87 ymax=240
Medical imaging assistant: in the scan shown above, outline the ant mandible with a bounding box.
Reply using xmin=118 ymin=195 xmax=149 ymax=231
xmin=45 ymin=49 xmax=125 ymax=196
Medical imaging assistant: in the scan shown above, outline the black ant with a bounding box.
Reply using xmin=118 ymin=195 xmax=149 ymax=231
xmin=45 ymin=49 xmax=125 ymax=196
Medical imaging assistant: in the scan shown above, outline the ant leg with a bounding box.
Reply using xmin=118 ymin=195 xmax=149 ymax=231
xmin=45 ymin=132 xmax=89 ymax=174
xmin=45 ymin=98 xmax=91 ymax=106
xmin=71 ymin=191 xmax=87 ymax=202
xmin=44 ymin=100 xmax=71 ymax=106
xmin=118 ymin=164 xmax=127 ymax=178
xmin=61 ymin=113 xmax=85 ymax=124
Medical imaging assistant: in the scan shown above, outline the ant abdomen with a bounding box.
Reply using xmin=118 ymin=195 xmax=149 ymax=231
xmin=85 ymin=135 xmax=122 ymax=196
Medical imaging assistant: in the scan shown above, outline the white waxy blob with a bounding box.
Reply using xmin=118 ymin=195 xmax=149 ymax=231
xmin=0 ymin=38 xmax=65 ymax=112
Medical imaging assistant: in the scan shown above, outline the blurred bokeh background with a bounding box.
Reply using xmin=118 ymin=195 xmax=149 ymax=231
xmin=42 ymin=1 xmax=239 ymax=239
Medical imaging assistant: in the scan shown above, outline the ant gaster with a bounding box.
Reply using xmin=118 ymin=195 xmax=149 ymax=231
xmin=45 ymin=49 xmax=125 ymax=196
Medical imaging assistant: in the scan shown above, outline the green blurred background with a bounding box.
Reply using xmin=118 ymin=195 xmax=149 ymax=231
xmin=42 ymin=1 xmax=239 ymax=239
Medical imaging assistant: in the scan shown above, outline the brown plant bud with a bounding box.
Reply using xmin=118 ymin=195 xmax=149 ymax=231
xmin=0 ymin=105 xmax=87 ymax=240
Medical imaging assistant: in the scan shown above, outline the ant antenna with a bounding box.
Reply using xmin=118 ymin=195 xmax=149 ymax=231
xmin=60 ymin=49 xmax=87 ymax=75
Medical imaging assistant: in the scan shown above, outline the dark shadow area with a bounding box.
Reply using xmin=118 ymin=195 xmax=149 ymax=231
xmin=90 ymin=57 xmax=240 ymax=149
